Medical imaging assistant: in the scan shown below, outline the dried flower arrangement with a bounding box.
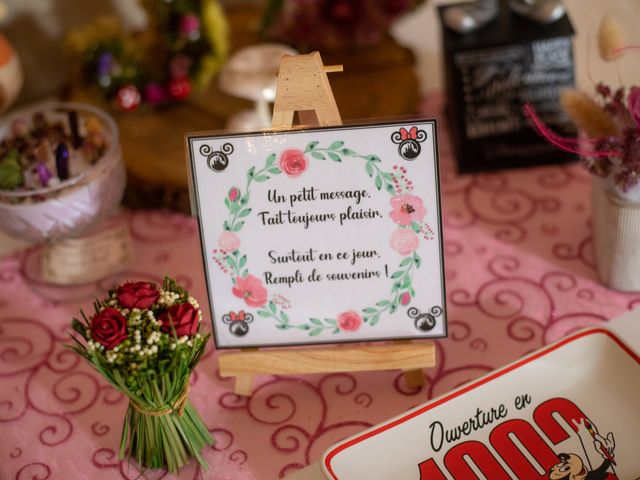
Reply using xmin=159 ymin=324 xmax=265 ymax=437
xmin=260 ymin=0 xmax=427 ymax=51
xmin=526 ymin=15 xmax=639 ymax=198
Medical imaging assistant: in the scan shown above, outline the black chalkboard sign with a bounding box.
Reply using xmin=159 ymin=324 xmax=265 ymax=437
xmin=439 ymin=0 xmax=576 ymax=172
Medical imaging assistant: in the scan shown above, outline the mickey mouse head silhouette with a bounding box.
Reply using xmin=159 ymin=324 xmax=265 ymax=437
xmin=222 ymin=310 xmax=253 ymax=337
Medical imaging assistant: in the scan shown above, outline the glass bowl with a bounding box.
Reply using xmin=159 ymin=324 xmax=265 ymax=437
xmin=0 ymin=101 xmax=125 ymax=243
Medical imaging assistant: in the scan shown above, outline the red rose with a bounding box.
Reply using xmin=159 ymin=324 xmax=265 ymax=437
xmin=337 ymin=310 xmax=362 ymax=332
xmin=90 ymin=308 xmax=128 ymax=349
xmin=159 ymin=303 xmax=199 ymax=337
xmin=279 ymin=149 xmax=308 ymax=178
xmin=116 ymin=282 xmax=159 ymax=309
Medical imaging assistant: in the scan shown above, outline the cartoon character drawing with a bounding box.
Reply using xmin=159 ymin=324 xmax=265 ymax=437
xmin=548 ymin=419 xmax=617 ymax=480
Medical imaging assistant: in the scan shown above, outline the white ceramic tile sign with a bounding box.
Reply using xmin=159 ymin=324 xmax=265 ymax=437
xmin=322 ymin=329 xmax=640 ymax=479
xmin=187 ymin=120 xmax=446 ymax=348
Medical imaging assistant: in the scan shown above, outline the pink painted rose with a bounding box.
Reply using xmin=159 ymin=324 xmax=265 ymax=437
xmin=279 ymin=149 xmax=308 ymax=178
xmin=337 ymin=310 xmax=362 ymax=332
xmin=218 ymin=231 xmax=240 ymax=252
xmin=389 ymin=194 xmax=427 ymax=226
xmin=400 ymin=292 xmax=412 ymax=306
xmin=232 ymin=275 xmax=268 ymax=308
xmin=228 ymin=187 xmax=240 ymax=202
xmin=390 ymin=228 xmax=419 ymax=256
xmin=628 ymin=86 xmax=640 ymax=127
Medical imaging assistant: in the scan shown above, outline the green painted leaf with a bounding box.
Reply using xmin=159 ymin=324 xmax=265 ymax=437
xmin=268 ymin=167 xmax=282 ymax=174
xmin=390 ymin=303 xmax=398 ymax=314
xmin=254 ymin=175 xmax=270 ymax=182
xmin=414 ymin=253 xmax=422 ymax=268
xmin=333 ymin=328 xmax=340 ymax=334
xmin=385 ymin=183 xmax=396 ymax=195
xmin=231 ymin=221 xmax=245 ymax=232
xmin=223 ymin=221 xmax=230 ymax=231
xmin=365 ymin=162 xmax=374 ymax=177
xmin=240 ymin=193 xmax=250 ymax=205
xmin=411 ymin=221 xmax=421 ymax=233
xmin=226 ymin=256 xmax=235 ymax=268
xmin=311 ymin=151 xmax=326 ymax=160
xmin=224 ymin=198 xmax=231 ymax=209
xmin=269 ymin=301 xmax=277 ymax=314
xmin=305 ymin=141 xmax=319 ymax=153
xmin=376 ymin=300 xmax=391 ymax=307
xmin=247 ymin=166 xmax=256 ymax=181
xmin=391 ymin=270 xmax=403 ymax=279
xmin=310 ymin=318 xmax=323 ymax=326
xmin=309 ymin=328 xmax=323 ymax=336
xmin=366 ymin=155 xmax=381 ymax=163
xmin=242 ymin=269 xmax=248 ymax=277
xmin=375 ymin=175 xmax=382 ymax=190
xmin=400 ymin=257 xmax=413 ymax=267
xmin=410 ymin=287 xmax=416 ymax=297
xmin=298 ymin=324 xmax=311 ymax=330
xmin=382 ymin=172 xmax=394 ymax=181
xmin=280 ymin=311 xmax=289 ymax=324
xmin=276 ymin=324 xmax=289 ymax=330
xmin=325 ymin=318 xmax=337 ymax=325
xmin=401 ymin=275 xmax=412 ymax=288
xmin=239 ymin=255 xmax=247 ymax=268
xmin=238 ymin=208 xmax=252 ymax=218
xmin=327 ymin=152 xmax=342 ymax=162
xmin=341 ymin=148 xmax=356 ymax=156
xmin=362 ymin=307 xmax=377 ymax=314
xmin=257 ymin=310 xmax=271 ymax=318
xmin=266 ymin=153 xmax=277 ymax=167
xmin=329 ymin=140 xmax=345 ymax=150
xmin=370 ymin=314 xmax=380 ymax=326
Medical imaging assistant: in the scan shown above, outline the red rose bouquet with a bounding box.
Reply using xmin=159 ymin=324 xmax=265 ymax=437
xmin=68 ymin=277 xmax=213 ymax=472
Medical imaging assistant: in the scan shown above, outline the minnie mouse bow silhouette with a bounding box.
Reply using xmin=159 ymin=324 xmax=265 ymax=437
xmin=400 ymin=127 xmax=418 ymax=140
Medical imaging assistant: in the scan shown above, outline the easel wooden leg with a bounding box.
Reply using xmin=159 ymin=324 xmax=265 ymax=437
xmin=272 ymin=110 xmax=294 ymax=128
xmin=403 ymin=369 xmax=425 ymax=389
xmin=234 ymin=374 xmax=254 ymax=397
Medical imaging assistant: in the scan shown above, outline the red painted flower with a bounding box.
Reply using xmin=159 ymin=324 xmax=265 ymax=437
xmin=232 ymin=275 xmax=268 ymax=308
xmin=279 ymin=149 xmax=308 ymax=178
xmin=228 ymin=187 xmax=240 ymax=202
xmin=116 ymin=282 xmax=159 ymax=309
xmin=90 ymin=308 xmax=128 ymax=349
xmin=159 ymin=303 xmax=199 ymax=337
xmin=400 ymin=292 xmax=412 ymax=305
xmin=337 ymin=310 xmax=362 ymax=332
xmin=390 ymin=228 xmax=419 ymax=256
xmin=389 ymin=194 xmax=427 ymax=226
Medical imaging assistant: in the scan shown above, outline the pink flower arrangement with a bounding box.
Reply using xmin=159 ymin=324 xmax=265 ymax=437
xmin=232 ymin=275 xmax=268 ymax=308
xmin=389 ymin=194 xmax=427 ymax=226
xmin=279 ymin=149 xmax=308 ymax=178
xmin=390 ymin=228 xmax=419 ymax=256
xmin=337 ymin=310 xmax=362 ymax=332
xmin=218 ymin=231 xmax=240 ymax=252
xmin=261 ymin=0 xmax=425 ymax=50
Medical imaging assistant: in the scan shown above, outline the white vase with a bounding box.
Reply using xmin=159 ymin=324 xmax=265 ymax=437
xmin=592 ymin=180 xmax=640 ymax=291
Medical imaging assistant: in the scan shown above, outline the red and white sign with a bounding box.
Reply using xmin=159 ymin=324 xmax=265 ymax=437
xmin=322 ymin=328 xmax=640 ymax=479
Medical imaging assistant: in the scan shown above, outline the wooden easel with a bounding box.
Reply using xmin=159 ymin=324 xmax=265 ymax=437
xmin=218 ymin=52 xmax=436 ymax=396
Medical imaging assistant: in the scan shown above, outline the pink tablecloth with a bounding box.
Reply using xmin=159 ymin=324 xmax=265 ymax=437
xmin=2 ymin=98 xmax=639 ymax=480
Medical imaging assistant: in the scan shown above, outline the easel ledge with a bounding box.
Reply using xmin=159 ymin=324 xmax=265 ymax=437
xmin=219 ymin=342 xmax=436 ymax=396
xmin=217 ymin=51 xmax=437 ymax=397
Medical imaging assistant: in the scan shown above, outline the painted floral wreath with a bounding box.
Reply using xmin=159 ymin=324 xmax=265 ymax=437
xmin=211 ymin=139 xmax=434 ymax=337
